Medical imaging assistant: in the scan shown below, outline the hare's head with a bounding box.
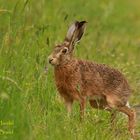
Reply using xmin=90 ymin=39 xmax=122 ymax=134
xmin=48 ymin=21 xmax=87 ymax=66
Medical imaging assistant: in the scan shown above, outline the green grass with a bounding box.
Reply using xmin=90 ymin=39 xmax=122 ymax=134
xmin=0 ymin=0 xmax=140 ymax=140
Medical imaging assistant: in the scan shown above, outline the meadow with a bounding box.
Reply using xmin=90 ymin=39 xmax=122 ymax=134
xmin=0 ymin=0 xmax=140 ymax=140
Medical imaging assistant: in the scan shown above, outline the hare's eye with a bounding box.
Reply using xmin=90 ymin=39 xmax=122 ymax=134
xmin=62 ymin=48 xmax=68 ymax=54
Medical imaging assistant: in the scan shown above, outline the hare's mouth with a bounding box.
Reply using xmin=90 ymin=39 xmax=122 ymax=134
xmin=49 ymin=60 xmax=59 ymax=66
xmin=50 ymin=63 xmax=58 ymax=66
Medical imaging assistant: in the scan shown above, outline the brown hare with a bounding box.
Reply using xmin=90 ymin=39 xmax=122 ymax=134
xmin=48 ymin=21 xmax=136 ymax=139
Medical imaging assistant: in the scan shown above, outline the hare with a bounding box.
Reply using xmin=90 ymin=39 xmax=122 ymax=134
xmin=48 ymin=21 xmax=136 ymax=139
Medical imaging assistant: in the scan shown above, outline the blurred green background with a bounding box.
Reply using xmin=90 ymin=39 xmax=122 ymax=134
xmin=0 ymin=0 xmax=140 ymax=140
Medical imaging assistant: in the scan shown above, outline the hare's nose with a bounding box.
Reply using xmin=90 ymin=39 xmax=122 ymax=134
xmin=48 ymin=58 xmax=53 ymax=63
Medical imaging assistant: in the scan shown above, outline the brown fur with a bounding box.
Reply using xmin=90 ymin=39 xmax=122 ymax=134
xmin=48 ymin=21 xmax=136 ymax=139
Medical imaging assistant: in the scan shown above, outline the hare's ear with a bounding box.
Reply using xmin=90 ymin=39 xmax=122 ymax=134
xmin=75 ymin=21 xmax=87 ymax=42
xmin=65 ymin=21 xmax=78 ymax=42
xmin=65 ymin=21 xmax=87 ymax=51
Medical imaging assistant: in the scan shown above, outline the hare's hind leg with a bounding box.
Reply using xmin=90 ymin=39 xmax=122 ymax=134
xmin=105 ymin=94 xmax=136 ymax=138
xmin=89 ymin=99 xmax=117 ymax=124
xmin=118 ymin=106 xmax=136 ymax=139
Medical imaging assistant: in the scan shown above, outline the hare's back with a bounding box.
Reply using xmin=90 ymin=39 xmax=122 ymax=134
xmin=95 ymin=63 xmax=130 ymax=91
xmin=78 ymin=60 xmax=131 ymax=98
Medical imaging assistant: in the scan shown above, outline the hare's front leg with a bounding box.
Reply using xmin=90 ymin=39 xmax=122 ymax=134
xmin=79 ymin=97 xmax=86 ymax=119
xmin=70 ymin=90 xmax=86 ymax=119
xmin=64 ymin=99 xmax=73 ymax=116
xmin=58 ymin=89 xmax=74 ymax=116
